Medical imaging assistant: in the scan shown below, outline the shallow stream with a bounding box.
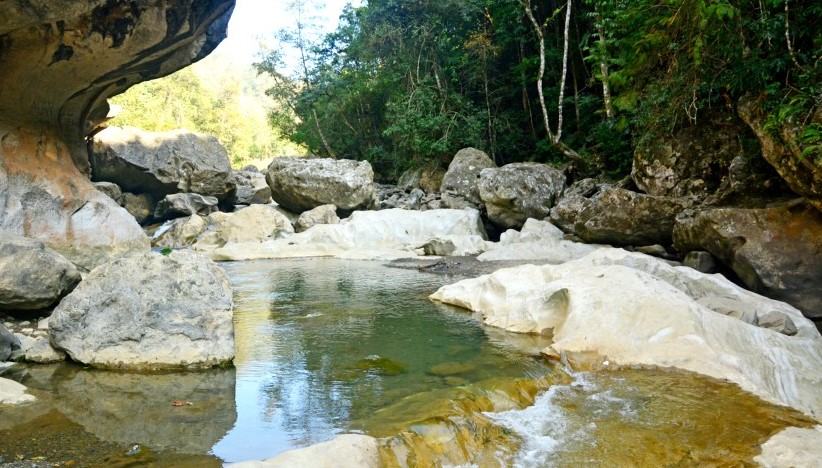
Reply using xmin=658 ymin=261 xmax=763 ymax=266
xmin=0 ymin=259 xmax=813 ymax=466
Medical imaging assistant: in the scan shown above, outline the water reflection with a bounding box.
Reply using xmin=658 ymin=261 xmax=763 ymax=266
xmin=214 ymin=259 xmax=549 ymax=462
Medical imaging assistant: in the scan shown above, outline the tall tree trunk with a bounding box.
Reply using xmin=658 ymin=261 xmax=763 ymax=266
xmin=521 ymin=0 xmax=555 ymax=142
xmin=313 ymin=109 xmax=336 ymax=159
xmin=594 ymin=4 xmax=614 ymax=120
xmin=555 ymin=0 xmax=572 ymax=143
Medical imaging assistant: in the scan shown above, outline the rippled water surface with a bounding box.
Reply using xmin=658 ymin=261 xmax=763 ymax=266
xmin=0 ymin=258 xmax=814 ymax=466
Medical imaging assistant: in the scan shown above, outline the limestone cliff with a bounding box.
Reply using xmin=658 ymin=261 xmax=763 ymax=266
xmin=0 ymin=0 xmax=235 ymax=269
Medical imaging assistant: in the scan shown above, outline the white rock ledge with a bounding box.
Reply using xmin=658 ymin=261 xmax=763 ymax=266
xmin=228 ymin=434 xmax=379 ymax=468
xmin=430 ymin=248 xmax=822 ymax=419
xmin=754 ymin=425 xmax=822 ymax=467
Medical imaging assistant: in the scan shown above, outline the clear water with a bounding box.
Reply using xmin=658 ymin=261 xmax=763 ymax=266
xmin=0 ymin=258 xmax=813 ymax=466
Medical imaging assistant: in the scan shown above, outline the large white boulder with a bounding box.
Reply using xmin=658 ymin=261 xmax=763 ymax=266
xmin=430 ymin=249 xmax=822 ymax=419
xmin=210 ymin=209 xmax=490 ymax=261
xmin=477 ymin=219 xmax=599 ymax=263
xmin=49 ymin=250 xmax=234 ymax=370
xmin=0 ymin=377 xmax=35 ymax=405
xmin=266 ymin=157 xmax=375 ymax=212
xmin=228 ymin=434 xmax=380 ymax=468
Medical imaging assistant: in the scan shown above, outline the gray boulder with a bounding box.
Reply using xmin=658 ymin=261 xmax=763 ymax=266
xmin=1 ymin=324 xmax=20 ymax=361
xmin=440 ymin=148 xmax=497 ymax=208
xmin=572 ymin=187 xmax=694 ymax=246
xmin=230 ymin=170 xmax=272 ymax=205
xmin=0 ymin=234 xmax=81 ymax=311
xmin=673 ymin=200 xmax=822 ymax=319
xmin=266 ymin=157 xmax=375 ymax=212
xmin=152 ymin=215 xmax=210 ymax=249
xmin=49 ymin=250 xmax=234 ymax=370
xmin=154 ymin=193 xmax=219 ymax=220
xmin=93 ymin=181 xmax=123 ymax=204
xmin=90 ymin=126 xmax=236 ymax=202
xmin=295 ymin=204 xmax=340 ymax=233
xmin=478 ymin=162 xmax=566 ymax=229
xmin=121 ymin=192 xmax=155 ymax=225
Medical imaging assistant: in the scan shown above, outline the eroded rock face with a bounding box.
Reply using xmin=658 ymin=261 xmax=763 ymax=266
xmin=0 ymin=234 xmax=80 ymax=314
xmin=430 ymin=249 xmax=822 ymax=419
xmin=230 ymin=170 xmax=272 ymax=205
xmin=738 ymin=94 xmax=822 ymax=211
xmin=673 ymin=200 xmax=822 ymax=319
xmin=0 ymin=0 xmax=234 ymax=266
xmin=91 ymin=127 xmax=235 ymax=201
xmin=478 ymin=163 xmax=566 ymax=230
xmin=266 ymin=158 xmax=375 ymax=212
xmin=49 ymin=250 xmax=234 ymax=370
xmin=441 ymin=148 xmax=497 ymax=209
xmin=631 ymin=112 xmax=778 ymax=200
xmin=154 ymin=193 xmax=219 ymax=220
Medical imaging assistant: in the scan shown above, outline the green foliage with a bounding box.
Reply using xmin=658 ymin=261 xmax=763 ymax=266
xmin=109 ymin=55 xmax=304 ymax=168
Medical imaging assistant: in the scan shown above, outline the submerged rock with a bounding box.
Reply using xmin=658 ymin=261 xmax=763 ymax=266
xmin=431 ymin=249 xmax=822 ymax=418
xmin=49 ymin=251 xmax=234 ymax=370
xmin=266 ymin=157 xmax=375 ymax=212
xmin=0 ymin=234 xmax=82 ymax=311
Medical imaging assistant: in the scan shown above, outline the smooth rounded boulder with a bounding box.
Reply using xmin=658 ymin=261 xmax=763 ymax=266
xmin=0 ymin=234 xmax=82 ymax=311
xmin=478 ymin=162 xmax=566 ymax=229
xmin=265 ymin=157 xmax=375 ymax=212
xmin=49 ymin=251 xmax=234 ymax=370
xmin=91 ymin=127 xmax=236 ymax=202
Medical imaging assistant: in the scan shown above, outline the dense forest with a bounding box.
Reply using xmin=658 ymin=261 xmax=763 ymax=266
xmin=255 ymin=0 xmax=820 ymax=180
xmin=112 ymin=0 xmax=820 ymax=180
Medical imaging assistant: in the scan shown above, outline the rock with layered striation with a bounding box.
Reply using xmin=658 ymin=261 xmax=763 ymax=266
xmin=478 ymin=163 xmax=566 ymax=229
xmin=673 ymin=200 xmax=822 ymax=319
xmin=49 ymin=250 xmax=234 ymax=370
xmin=440 ymin=148 xmax=497 ymax=209
xmin=266 ymin=157 xmax=375 ymax=212
xmin=91 ymin=127 xmax=235 ymax=201
xmin=230 ymin=170 xmax=272 ymax=205
xmin=738 ymin=94 xmax=822 ymax=211
xmin=0 ymin=0 xmax=234 ymax=268
xmin=153 ymin=193 xmax=219 ymax=220
xmin=0 ymin=234 xmax=82 ymax=311
xmin=571 ymin=187 xmax=693 ymax=246
xmin=431 ymin=249 xmax=822 ymax=419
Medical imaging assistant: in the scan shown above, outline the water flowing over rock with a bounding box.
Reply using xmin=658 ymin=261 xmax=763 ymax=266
xmin=738 ymin=94 xmax=822 ymax=212
xmin=153 ymin=205 xmax=295 ymax=249
xmin=228 ymin=434 xmax=379 ymax=468
xmin=440 ymin=148 xmax=497 ymax=209
xmin=153 ymin=193 xmax=219 ymax=220
xmin=478 ymin=163 xmax=566 ymax=229
xmin=0 ymin=234 xmax=82 ymax=311
xmin=230 ymin=170 xmax=272 ymax=205
xmin=431 ymin=249 xmax=822 ymax=419
xmin=91 ymin=127 xmax=236 ymax=202
xmin=673 ymin=200 xmax=822 ymax=319
xmin=0 ymin=0 xmax=234 ymax=267
xmin=571 ymin=187 xmax=694 ymax=246
xmin=266 ymin=157 xmax=375 ymax=212
xmin=294 ymin=204 xmax=340 ymax=233
xmin=49 ymin=250 xmax=234 ymax=370
xmin=210 ymin=208 xmax=489 ymax=261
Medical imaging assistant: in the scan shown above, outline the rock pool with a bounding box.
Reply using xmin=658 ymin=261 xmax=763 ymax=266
xmin=0 ymin=259 xmax=813 ymax=466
